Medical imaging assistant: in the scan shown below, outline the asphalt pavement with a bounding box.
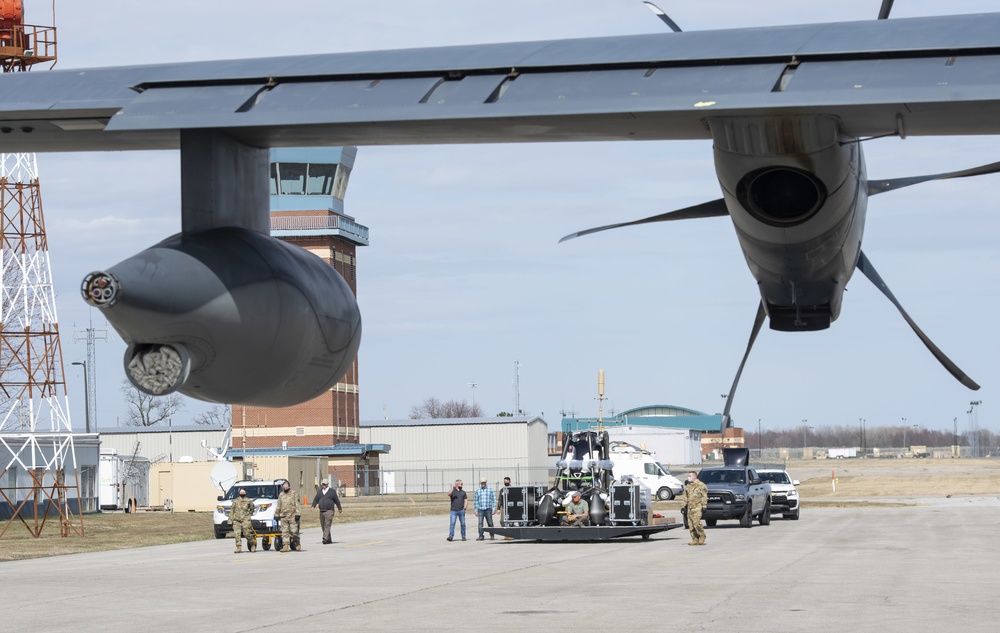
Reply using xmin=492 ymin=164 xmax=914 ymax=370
xmin=2 ymin=499 xmax=999 ymax=632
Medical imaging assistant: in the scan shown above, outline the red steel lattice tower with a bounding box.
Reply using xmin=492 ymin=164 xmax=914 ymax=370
xmin=0 ymin=2 xmax=81 ymax=538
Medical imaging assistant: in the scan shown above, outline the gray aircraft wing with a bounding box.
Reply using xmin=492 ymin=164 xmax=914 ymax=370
xmin=2 ymin=12 xmax=1000 ymax=153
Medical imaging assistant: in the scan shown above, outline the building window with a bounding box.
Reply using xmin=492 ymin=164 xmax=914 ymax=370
xmin=306 ymin=163 xmax=337 ymax=196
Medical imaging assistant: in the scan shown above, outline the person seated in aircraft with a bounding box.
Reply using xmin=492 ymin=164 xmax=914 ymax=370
xmin=561 ymin=492 xmax=590 ymax=527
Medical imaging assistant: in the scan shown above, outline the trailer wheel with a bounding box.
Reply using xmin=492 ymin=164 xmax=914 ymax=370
xmin=262 ymin=537 xmax=271 ymax=551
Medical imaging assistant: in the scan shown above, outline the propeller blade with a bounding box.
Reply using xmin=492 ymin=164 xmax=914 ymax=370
xmin=868 ymin=159 xmax=1000 ymax=196
xmin=643 ymin=2 xmax=683 ymax=32
xmin=559 ymin=198 xmax=729 ymax=243
xmin=856 ymin=250 xmax=980 ymax=390
xmin=877 ymin=0 xmax=895 ymax=19
xmin=720 ymin=301 xmax=767 ymax=434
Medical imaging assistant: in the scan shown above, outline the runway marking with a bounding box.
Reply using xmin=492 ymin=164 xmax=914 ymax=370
xmin=344 ymin=540 xmax=385 ymax=548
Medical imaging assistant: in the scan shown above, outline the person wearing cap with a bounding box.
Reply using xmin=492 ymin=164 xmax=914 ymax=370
xmin=562 ymin=491 xmax=591 ymax=526
xmin=229 ymin=487 xmax=256 ymax=553
xmin=311 ymin=480 xmax=343 ymax=545
xmin=473 ymin=478 xmax=497 ymax=540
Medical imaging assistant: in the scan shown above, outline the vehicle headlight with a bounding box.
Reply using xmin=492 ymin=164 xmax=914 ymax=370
xmin=216 ymin=505 xmax=225 ymax=513
xmin=255 ymin=503 xmax=272 ymax=514
xmin=734 ymin=493 xmax=746 ymax=501
xmin=787 ymin=489 xmax=798 ymax=497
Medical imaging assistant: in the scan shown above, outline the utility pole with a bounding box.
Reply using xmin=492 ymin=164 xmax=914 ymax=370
xmin=512 ymin=360 xmax=521 ymax=416
xmin=73 ymin=316 xmax=107 ymax=430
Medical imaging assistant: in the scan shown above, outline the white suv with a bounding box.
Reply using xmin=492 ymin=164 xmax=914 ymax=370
xmin=213 ymin=479 xmax=287 ymax=544
xmin=757 ymin=468 xmax=800 ymax=520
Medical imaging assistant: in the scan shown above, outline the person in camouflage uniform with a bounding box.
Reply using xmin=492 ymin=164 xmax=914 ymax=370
xmin=276 ymin=481 xmax=299 ymax=552
xmin=682 ymin=470 xmax=708 ymax=546
xmin=230 ymin=487 xmax=256 ymax=553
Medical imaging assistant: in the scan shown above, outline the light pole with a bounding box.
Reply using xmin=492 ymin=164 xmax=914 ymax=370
xmin=859 ymin=418 xmax=865 ymax=457
xmin=757 ymin=418 xmax=762 ymax=456
xmin=802 ymin=420 xmax=808 ymax=449
xmin=467 ymin=382 xmax=478 ymax=409
xmin=71 ymin=361 xmax=90 ymax=433
xmin=902 ymin=417 xmax=907 ymax=449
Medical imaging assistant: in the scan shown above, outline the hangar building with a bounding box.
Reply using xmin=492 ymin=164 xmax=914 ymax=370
xmin=360 ymin=416 xmax=548 ymax=494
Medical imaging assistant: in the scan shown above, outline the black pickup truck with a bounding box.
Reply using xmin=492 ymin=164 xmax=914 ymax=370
xmin=695 ymin=448 xmax=771 ymax=528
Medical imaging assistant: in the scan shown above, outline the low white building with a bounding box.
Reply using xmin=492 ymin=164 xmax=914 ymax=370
xmin=359 ymin=416 xmax=548 ymax=494
xmin=605 ymin=426 xmax=702 ymax=466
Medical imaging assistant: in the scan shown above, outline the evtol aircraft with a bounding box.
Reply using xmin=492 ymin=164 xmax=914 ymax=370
xmin=1 ymin=3 xmax=998 ymax=420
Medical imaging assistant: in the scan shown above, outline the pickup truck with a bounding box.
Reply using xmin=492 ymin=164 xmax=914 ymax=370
xmin=696 ymin=448 xmax=771 ymax=528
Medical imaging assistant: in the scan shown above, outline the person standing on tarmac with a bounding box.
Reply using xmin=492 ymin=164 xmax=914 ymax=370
xmin=311 ymin=480 xmax=343 ymax=545
xmin=683 ymin=470 xmax=708 ymax=546
xmin=230 ymin=487 xmax=256 ymax=554
xmin=474 ymin=478 xmax=496 ymax=540
xmin=276 ymin=481 xmax=299 ymax=552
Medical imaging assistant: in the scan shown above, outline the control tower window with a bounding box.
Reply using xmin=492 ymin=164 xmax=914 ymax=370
xmin=278 ymin=163 xmax=307 ymax=195
xmin=306 ymin=163 xmax=337 ymax=196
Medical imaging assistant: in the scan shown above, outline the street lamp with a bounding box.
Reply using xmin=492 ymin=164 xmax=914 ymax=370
xmin=71 ymin=361 xmax=90 ymax=433
xmin=802 ymin=420 xmax=809 ymax=449
xmin=757 ymin=418 xmax=762 ymax=456
xmin=467 ymin=382 xmax=478 ymax=408
xmin=902 ymin=417 xmax=907 ymax=449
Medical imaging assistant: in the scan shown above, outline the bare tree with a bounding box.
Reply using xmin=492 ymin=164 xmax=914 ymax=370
xmin=409 ymin=397 xmax=483 ymax=419
xmin=194 ymin=404 xmax=230 ymax=427
xmin=120 ymin=378 xmax=185 ymax=426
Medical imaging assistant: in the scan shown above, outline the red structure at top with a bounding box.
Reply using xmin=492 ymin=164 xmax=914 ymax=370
xmin=0 ymin=0 xmax=56 ymax=72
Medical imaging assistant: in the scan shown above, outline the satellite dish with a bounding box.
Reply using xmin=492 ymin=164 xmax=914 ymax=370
xmin=210 ymin=461 xmax=238 ymax=491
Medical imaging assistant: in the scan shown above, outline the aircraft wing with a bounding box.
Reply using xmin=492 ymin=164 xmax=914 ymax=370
xmin=2 ymin=12 xmax=1000 ymax=153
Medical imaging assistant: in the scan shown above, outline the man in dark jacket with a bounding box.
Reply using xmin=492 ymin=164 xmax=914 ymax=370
xmin=311 ymin=480 xmax=343 ymax=544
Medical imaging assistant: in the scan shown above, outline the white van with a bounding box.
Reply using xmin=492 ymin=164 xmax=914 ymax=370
xmin=609 ymin=442 xmax=684 ymax=500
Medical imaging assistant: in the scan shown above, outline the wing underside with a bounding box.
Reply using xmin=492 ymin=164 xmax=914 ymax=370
xmin=2 ymin=13 xmax=1000 ymax=152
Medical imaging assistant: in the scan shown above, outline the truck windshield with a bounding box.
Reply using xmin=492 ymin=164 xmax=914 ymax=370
xmin=698 ymin=469 xmax=746 ymax=484
xmin=224 ymin=485 xmax=278 ymax=500
xmin=758 ymin=471 xmax=791 ymax=485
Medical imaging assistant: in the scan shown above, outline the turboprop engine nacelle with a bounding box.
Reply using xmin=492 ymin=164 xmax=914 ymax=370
xmin=82 ymin=227 xmax=362 ymax=407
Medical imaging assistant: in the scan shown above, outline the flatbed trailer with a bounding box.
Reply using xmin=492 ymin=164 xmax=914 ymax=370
xmin=487 ymin=522 xmax=682 ymax=542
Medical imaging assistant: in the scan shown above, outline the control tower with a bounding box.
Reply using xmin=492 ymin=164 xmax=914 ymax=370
xmin=231 ymin=148 xmax=368 ymax=449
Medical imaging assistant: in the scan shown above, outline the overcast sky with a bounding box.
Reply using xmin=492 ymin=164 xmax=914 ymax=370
xmin=26 ymin=0 xmax=999 ymax=435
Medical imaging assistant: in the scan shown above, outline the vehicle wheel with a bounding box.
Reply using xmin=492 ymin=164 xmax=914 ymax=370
xmin=656 ymin=487 xmax=674 ymax=501
xmin=292 ymin=539 xmax=301 ymax=551
xmin=759 ymin=500 xmax=771 ymax=525
xmin=262 ymin=537 xmax=271 ymax=551
xmin=789 ymin=509 xmax=800 ymax=521
xmin=705 ymin=519 xmax=717 ymax=527
xmin=740 ymin=505 xmax=753 ymax=528
xmin=274 ymin=536 xmax=283 ymax=551
xmin=214 ymin=529 xmax=226 ymax=540
xmin=642 ymin=533 xmax=650 ymax=540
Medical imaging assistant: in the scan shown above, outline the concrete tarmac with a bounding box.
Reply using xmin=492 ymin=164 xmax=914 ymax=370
xmin=3 ymin=499 xmax=999 ymax=632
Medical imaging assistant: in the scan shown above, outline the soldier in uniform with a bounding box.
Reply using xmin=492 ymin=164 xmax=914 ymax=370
xmin=561 ymin=491 xmax=591 ymax=526
xmin=682 ymin=470 xmax=708 ymax=546
xmin=276 ymin=480 xmax=299 ymax=552
xmin=230 ymin=487 xmax=256 ymax=553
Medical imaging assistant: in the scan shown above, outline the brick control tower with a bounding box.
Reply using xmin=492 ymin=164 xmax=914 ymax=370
xmin=231 ymin=148 xmax=368 ymax=449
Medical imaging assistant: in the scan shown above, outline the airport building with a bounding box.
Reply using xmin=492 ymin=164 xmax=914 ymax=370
xmin=231 ymin=147 xmax=368 ymax=450
xmin=360 ymin=416 xmax=549 ymax=494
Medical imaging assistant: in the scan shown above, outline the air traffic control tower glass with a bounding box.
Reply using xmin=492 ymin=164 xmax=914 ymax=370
xmin=268 ymin=147 xmax=368 ymax=246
